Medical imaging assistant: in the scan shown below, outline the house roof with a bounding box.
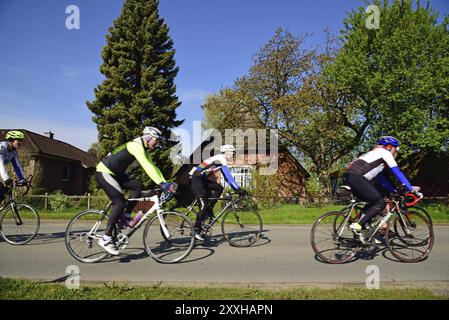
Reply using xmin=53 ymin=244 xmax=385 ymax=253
xmin=0 ymin=129 xmax=98 ymax=168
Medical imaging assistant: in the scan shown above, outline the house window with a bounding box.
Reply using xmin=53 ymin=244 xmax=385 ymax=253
xmin=221 ymin=166 xmax=253 ymax=189
xmin=62 ymin=164 xmax=70 ymax=181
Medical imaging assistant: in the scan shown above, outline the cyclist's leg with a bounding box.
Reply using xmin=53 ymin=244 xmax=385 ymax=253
xmin=119 ymin=174 xmax=143 ymax=217
xmin=344 ymin=173 xmax=386 ymax=227
xmin=95 ymin=172 xmax=127 ymax=237
xmin=205 ymin=180 xmax=223 ymax=217
xmin=189 ymin=176 xmax=209 ymax=229
xmin=0 ymin=181 xmax=7 ymax=203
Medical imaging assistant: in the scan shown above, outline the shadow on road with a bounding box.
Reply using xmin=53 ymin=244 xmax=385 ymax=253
xmin=195 ymin=228 xmax=271 ymax=249
xmin=312 ymin=242 xmax=425 ymax=264
xmin=25 ymin=231 xmax=66 ymax=245
xmin=95 ymin=246 xmax=216 ymax=264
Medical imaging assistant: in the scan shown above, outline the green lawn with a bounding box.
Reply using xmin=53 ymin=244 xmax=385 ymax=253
xmin=0 ymin=277 xmax=445 ymax=300
xmin=32 ymin=203 xmax=449 ymax=224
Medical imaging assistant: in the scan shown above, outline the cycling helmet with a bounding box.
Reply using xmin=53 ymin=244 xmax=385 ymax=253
xmin=6 ymin=130 xmax=25 ymax=141
xmin=143 ymin=126 xmax=162 ymax=139
xmin=220 ymin=145 xmax=236 ymax=153
xmin=377 ymin=136 xmax=399 ymax=147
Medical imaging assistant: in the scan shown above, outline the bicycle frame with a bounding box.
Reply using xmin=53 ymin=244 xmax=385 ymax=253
xmin=336 ymin=196 xmax=415 ymax=243
xmin=89 ymin=193 xmax=170 ymax=240
xmin=186 ymin=195 xmax=239 ymax=229
xmin=335 ymin=200 xmax=366 ymax=239
xmin=126 ymin=194 xmax=170 ymax=238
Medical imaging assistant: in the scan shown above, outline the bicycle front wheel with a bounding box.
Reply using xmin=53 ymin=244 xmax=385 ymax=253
xmin=310 ymin=211 xmax=359 ymax=264
xmin=65 ymin=210 xmax=109 ymax=263
xmin=408 ymin=206 xmax=433 ymax=226
xmin=221 ymin=207 xmax=263 ymax=247
xmin=0 ymin=203 xmax=40 ymax=245
xmin=143 ymin=211 xmax=195 ymax=263
xmin=386 ymin=211 xmax=434 ymax=263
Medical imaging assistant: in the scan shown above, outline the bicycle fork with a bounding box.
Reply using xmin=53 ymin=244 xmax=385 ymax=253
xmin=157 ymin=209 xmax=171 ymax=239
xmin=10 ymin=203 xmax=23 ymax=226
xmin=396 ymin=212 xmax=414 ymax=237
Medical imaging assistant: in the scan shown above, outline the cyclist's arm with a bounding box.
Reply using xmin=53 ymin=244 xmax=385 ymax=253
xmin=382 ymin=150 xmax=413 ymax=192
xmin=126 ymin=141 xmax=166 ymax=185
xmin=220 ymin=165 xmax=240 ymax=191
xmin=0 ymin=154 xmax=9 ymax=181
xmin=199 ymin=155 xmax=240 ymax=191
xmin=376 ymin=173 xmax=395 ymax=193
xmin=11 ymin=155 xmax=25 ymax=181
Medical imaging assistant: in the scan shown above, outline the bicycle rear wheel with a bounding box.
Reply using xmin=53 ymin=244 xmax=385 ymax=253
xmin=0 ymin=203 xmax=40 ymax=245
xmin=386 ymin=211 xmax=433 ymax=263
xmin=310 ymin=211 xmax=359 ymax=264
xmin=65 ymin=210 xmax=109 ymax=263
xmin=143 ymin=211 xmax=195 ymax=263
xmin=221 ymin=207 xmax=262 ymax=247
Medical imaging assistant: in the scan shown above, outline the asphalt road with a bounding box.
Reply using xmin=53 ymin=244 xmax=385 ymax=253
xmin=1 ymin=221 xmax=448 ymax=293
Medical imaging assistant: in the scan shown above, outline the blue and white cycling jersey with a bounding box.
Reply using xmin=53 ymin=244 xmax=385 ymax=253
xmin=189 ymin=154 xmax=240 ymax=191
xmin=347 ymin=147 xmax=412 ymax=192
xmin=0 ymin=141 xmax=25 ymax=182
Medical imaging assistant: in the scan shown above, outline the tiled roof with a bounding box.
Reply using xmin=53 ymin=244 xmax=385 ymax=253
xmin=0 ymin=129 xmax=98 ymax=168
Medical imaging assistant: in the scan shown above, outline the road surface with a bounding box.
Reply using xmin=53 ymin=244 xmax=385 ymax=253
xmin=1 ymin=221 xmax=448 ymax=294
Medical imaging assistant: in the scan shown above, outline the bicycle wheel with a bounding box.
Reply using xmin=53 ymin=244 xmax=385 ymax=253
xmin=221 ymin=207 xmax=262 ymax=247
xmin=143 ymin=211 xmax=195 ymax=263
xmin=65 ymin=210 xmax=109 ymax=263
xmin=409 ymin=206 xmax=433 ymax=225
xmin=0 ymin=203 xmax=40 ymax=245
xmin=310 ymin=211 xmax=359 ymax=264
xmin=386 ymin=211 xmax=433 ymax=263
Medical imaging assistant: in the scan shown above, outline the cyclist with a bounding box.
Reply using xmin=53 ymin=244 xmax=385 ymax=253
xmin=95 ymin=126 xmax=176 ymax=255
xmin=342 ymin=136 xmax=418 ymax=239
xmin=189 ymin=144 xmax=246 ymax=241
xmin=0 ymin=131 xmax=27 ymax=204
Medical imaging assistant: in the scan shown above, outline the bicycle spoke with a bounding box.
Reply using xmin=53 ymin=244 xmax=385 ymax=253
xmin=144 ymin=211 xmax=195 ymax=263
xmin=0 ymin=203 xmax=40 ymax=245
xmin=221 ymin=207 xmax=262 ymax=247
xmin=65 ymin=210 xmax=109 ymax=263
xmin=310 ymin=211 xmax=358 ymax=264
xmin=386 ymin=211 xmax=433 ymax=263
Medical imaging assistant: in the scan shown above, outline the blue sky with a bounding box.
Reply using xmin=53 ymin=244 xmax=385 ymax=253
xmin=1 ymin=0 xmax=448 ymax=153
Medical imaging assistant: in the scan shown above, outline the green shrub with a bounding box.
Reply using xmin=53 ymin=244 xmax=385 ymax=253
xmin=48 ymin=190 xmax=71 ymax=212
xmin=90 ymin=188 xmax=109 ymax=209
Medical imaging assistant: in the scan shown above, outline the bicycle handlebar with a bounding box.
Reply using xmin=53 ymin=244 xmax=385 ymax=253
xmin=403 ymin=192 xmax=423 ymax=207
xmin=6 ymin=175 xmax=33 ymax=195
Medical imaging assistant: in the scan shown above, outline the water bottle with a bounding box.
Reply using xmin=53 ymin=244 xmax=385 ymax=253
xmin=129 ymin=211 xmax=144 ymax=228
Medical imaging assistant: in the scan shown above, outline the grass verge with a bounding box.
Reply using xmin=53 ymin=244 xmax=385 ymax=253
xmin=32 ymin=203 xmax=449 ymax=224
xmin=0 ymin=277 xmax=446 ymax=300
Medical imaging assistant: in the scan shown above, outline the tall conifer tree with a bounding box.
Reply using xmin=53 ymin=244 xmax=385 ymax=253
xmin=87 ymin=0 xmax=183 ymax=184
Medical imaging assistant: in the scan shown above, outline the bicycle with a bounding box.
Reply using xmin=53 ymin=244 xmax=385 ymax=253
xmin=65 ymin=189 xmax=195 ymax=264
xmin=400 ymin=192 xmax=433 ymax=226
xmin=310 ymin=186 xmax=433 ymax=264
xmin=185 ymin=192 xmax=263 ymax=247
xmin=0 ymin=175 xmax=39 ymax=245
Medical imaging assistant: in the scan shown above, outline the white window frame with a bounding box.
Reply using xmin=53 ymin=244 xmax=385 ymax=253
xmin=221 ymin=165 xmax=254 ymax=189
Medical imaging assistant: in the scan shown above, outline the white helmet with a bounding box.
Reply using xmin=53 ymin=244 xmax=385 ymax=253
xmin=143 ymin=126 xmax=162 ymax=139
xmin=220 ymin=145 xmax=236 ymax=153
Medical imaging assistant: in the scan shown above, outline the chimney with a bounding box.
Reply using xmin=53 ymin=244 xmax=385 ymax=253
xmin=44 ymin=131 xmax=55 ymax=139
